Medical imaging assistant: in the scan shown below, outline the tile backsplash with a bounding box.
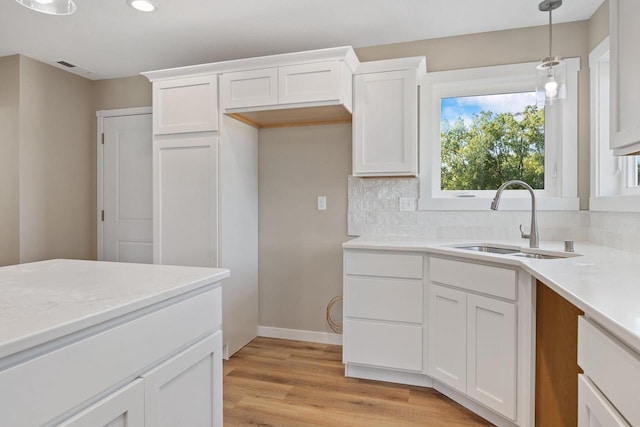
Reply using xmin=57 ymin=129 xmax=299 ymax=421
xmin=348 ymin=177 xmax=640 ymax=254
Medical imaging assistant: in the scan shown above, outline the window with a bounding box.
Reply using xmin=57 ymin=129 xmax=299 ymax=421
xmin=440 ymin=92 xmax=544 ymax=191
xmin=589 ymin=37 xmax=640 ymax=212
xmin=419 ymin=61 xmax=580 ymax=211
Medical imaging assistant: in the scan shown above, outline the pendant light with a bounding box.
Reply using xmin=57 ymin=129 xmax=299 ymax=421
xmin=15 ymin=0 xmax=76 ymax=15
xmin=536 ymin=0 xmax=566 ymax=105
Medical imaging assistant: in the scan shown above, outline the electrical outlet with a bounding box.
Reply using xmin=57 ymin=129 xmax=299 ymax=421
xmin=317 ymin=196 xmax=327 ymax=211
xmin=399 ymin=197 xmax=416 ymax=212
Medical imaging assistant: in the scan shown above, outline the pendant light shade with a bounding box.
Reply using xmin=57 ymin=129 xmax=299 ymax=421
xmin=15 ymin=0 xmax=77 ymax=15
xmin=536 ymin=0 xmax=566 ymax=105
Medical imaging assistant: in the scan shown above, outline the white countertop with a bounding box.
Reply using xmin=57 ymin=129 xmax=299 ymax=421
xmin=344 ymin=237 xmax=640 ymax=354
xmin=0 ymin=259 xmax=230 ymax=360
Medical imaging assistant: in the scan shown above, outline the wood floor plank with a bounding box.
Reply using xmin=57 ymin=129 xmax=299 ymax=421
xmin=224 ymin=337 xmax=491 ymax=426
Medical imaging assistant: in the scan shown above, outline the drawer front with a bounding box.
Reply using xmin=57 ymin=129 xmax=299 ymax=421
xmin=429 ymin=257 xmax=516 ymax=300
xmin=153 ymin=75 xmax=218 ymax=134
xmin=343 ymin=319 xmax=422 ymax=371
xmin=222 ymin=68 xmax=278 ymax=109
xmin=345 ymin=250 xmax=423 ymax=279
xmin=578 ymin=316 xmax=640 ymax=426
xmin=344 ymin=277 xmax=422 ymax=323
xmin=278 ymin=61 xmax=341 ymax=104
xmin=0 ymin=287 xmax=221 ymax=427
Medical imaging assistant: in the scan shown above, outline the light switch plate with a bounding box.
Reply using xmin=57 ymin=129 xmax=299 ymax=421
xmin=399 ymin=197 xmax=416 ymax=212
xmin=317 ymin=196 xmax=327 ymax=211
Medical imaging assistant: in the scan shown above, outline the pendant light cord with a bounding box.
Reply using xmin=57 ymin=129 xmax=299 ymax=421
xmin=548 ymin=7 xmax=553 ymax=59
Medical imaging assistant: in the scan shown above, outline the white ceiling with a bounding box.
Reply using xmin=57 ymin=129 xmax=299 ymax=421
xmin=0 ymin=0 xmax=605 ymax=80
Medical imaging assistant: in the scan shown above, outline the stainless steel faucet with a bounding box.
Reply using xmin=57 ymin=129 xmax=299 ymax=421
xmin=490 ymin=180 xmax=539 ymax=248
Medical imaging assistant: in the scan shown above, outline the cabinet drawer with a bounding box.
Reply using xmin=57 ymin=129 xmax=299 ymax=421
xmin=278 ymin=61 xmax=341 ymax=104
xmin=221 ymin=68 xmax=278 ymax=109
xmin=578 ymin=316 xmax=640 ymax=426
xmin=344 ymin=277 xmax=422 ymax=323
xmin=429 ymin=257 xmax=516 ymax=300
xmin=0 ymin=288 xmax=221 ymax=427
xmin=344 ymin=250 xmax=423 ymax=279
xmin=343 ymin=319 xmax=422 ymax=371
xmin=153 ymin=75 xmax=218 ymax=134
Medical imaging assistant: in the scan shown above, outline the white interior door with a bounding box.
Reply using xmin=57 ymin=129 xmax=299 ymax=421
xmin=103 ymin=113 xmax=153 ymax=263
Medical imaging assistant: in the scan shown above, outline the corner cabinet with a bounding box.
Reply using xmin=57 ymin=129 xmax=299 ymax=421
xmin=429 ymin=257 xmax=517 ymax=421
xmin=352 ymin=57 xmax=426 ymax=177
xmin=610 ymin=0 xmax=640 ymax=155
xmin=342 ymin=247 xmax=535 ymax=427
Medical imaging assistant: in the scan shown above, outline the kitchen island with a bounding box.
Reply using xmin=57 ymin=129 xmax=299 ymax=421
xmin=0 ymin=259 xmax=229 ymax=427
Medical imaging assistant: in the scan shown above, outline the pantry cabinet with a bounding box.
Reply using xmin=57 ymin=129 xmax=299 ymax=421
xmin=609 ymin=0 xmax=640 ymax=155
xmin=153 ymin=75 xmax=219 ymax=135
xmin=353 ymin=57 xmax=426 ymax=177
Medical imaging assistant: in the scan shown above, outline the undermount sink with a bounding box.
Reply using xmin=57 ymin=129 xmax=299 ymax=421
xmin=453 ymin=244 xmax=581 ymax=260
xmin=454 ymin=245 xmax=520 ymax=255
xmin=510 ymin=252 xmax=565 ymax=260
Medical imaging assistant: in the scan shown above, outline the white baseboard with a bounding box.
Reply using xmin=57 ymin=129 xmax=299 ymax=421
xmin=258 ymin=326 xmax=343 ymax=345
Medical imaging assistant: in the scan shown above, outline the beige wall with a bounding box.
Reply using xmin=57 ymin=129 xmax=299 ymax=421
xmin=18 ymin=56 xmax=94 ymax=262
xmin=258 ymin=124 xmax=351 ymax=332
xmin=0 ymin=56 xmax=20 ymax=266
xmin=589 ymin=0 xmax=609 ymax=51
xmin=357 ymin=21 xmax=592 ymax=209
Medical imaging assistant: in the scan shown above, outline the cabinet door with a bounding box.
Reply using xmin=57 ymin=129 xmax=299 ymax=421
xmin=154 ymin=135 xmax=218 ymax=267
xmin=143 ymin=332 xmax=223 ymax=427
xmin=57 ymin=380 xmax=144 ymax=427
xmin=428 ymin=284 xmax=467 ymax=393
xmin=278 ymin=61 xmax=341 ymax=104
xmin=610 ymin=0 xmax=640 ymax=154
xmin=466 ymin=293 xmax=516 ymax=420
xmin=353 ymin=70 xmax=418 ymax=176
xmin=153 ymin=76 xmax=218 ymax=135
xmin=221 ymin=68 xmax=278 ymax=110
xmin=578 ymin=374 xmax=630 ymax=427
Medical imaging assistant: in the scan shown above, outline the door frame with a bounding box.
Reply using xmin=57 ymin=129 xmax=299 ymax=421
xmin=97 ymin=107 xmax=152 ymax=261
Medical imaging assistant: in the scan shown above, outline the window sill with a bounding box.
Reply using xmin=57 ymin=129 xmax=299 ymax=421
xmin=418 ymin=197 xmax=580 ymax=211
xmin=589 ymin=196 xmax=640 ymax=212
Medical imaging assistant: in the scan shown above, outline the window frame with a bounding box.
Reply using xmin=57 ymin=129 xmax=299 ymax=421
xmin=589 ymin=37 xmax=640 ymax=212
xmin=418 ymin=60 xmax=580 ymax=211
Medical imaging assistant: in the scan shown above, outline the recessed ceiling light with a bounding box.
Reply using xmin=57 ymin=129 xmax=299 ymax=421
xmin=128 ymin=0 xmax=156 ymax=12
xmin=15 ymin=0 xmax=77 ymax=15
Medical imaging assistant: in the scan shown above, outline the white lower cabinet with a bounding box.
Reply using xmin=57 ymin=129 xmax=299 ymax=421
xmin=143 ymin=332 xmax=223 ymax=427
xmin=578 ymin=316 xmax=640 ymax=427
xmin=429 ymin=258 xmax=518 ymax=421
xmin=58 ymin=380 xmax=145 ymax=427
xmin=466 ymin=293 xmax=516 ymax=419
xmin=343 ymin=249 xmax=533 ymax=426
xmin=343 ymin=250 xmax=424 ymax=372
xmin=578 ymin=374 xmax=630 ymax=427
xmin=428 ymin=284 xmax=467 ymax=392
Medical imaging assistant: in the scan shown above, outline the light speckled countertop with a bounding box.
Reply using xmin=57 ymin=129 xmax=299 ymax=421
xmin=344 ymin=237 xmax=640 ymax=354
xmin=0 ymin=259 xmax=229 ymax=359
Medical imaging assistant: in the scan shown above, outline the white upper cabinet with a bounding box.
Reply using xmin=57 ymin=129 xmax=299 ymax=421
xmin=153 ymin=75 xmax=219 ymax=135
xmin=221 ymin=68 xmax=278 ymax=109
xmin=219 ymin=47 xmax=358 ymax=127
xmin=610 ymin=0 xmax=640 ymax=155
xmin=353 ymin=57 xmax=426 ymax=177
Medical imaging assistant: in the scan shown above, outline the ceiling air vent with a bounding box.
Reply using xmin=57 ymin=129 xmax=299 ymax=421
xmin=57 ymin=60 xmax=76 ymax=68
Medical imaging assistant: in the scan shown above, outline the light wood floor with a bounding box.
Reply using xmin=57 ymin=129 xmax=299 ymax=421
xmin=224 ymin=337 xmax=492 ymax=426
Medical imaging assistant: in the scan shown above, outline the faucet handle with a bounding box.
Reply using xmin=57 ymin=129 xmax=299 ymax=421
xmin=519 ymin=224 xmax=530 ymax=239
